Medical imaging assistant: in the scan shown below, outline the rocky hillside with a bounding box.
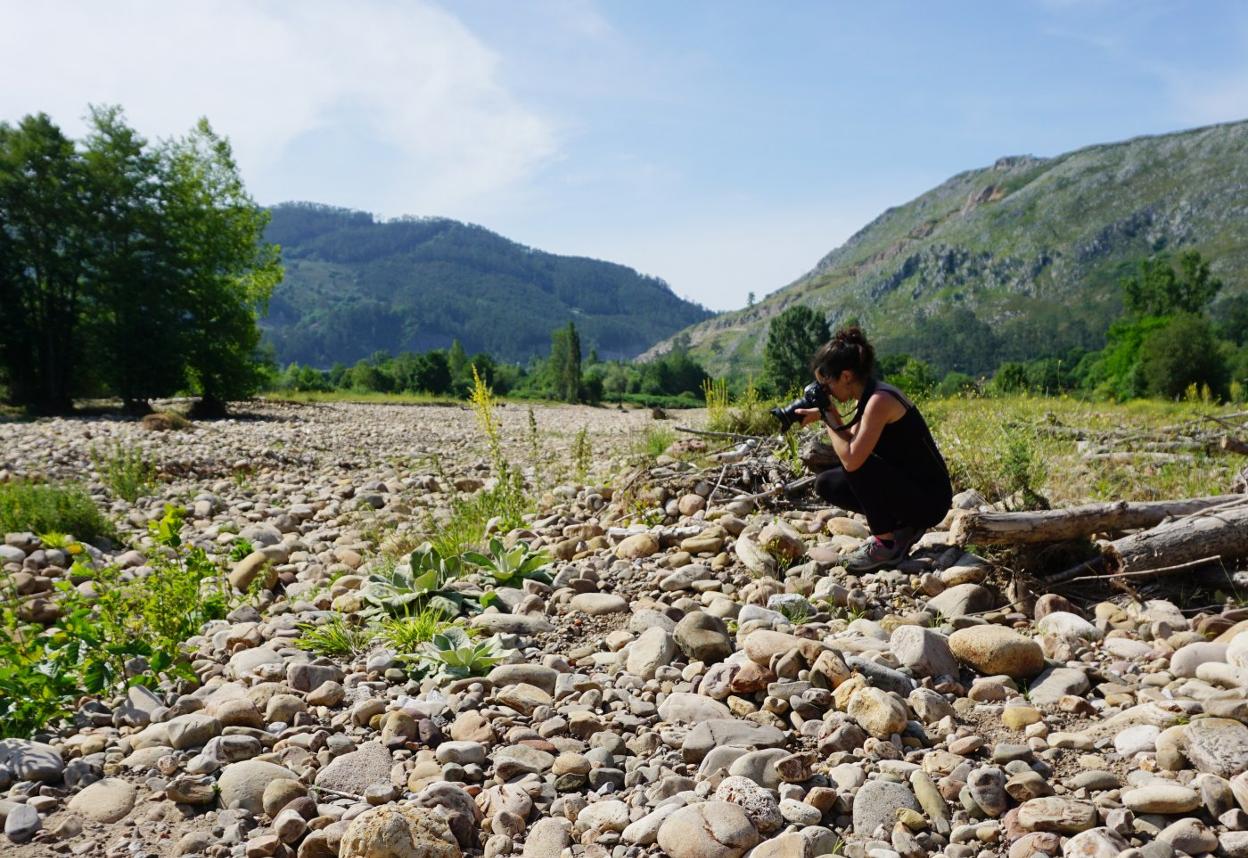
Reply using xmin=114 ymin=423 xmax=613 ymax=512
xmin=261 ymin=203 xmax=713 ymax=367
xmin=648 ymin=120 xmax=1248 ymax=376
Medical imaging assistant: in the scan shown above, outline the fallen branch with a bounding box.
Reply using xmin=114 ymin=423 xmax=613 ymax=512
xmin=951 ymin=495 xmax=1243 ymax=546
xmin=675 ymin=425 xmax=768 ymax=442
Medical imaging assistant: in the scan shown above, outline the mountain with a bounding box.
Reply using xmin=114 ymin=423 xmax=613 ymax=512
xmin=646 ymin=120 xmax=1248 ymax=376
xmin=261 ymin=203 xmax=713 ymax=367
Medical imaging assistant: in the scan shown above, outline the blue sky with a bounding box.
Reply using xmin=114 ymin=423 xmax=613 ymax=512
xmin=2 ymin=1 xmax=1247 ymax=310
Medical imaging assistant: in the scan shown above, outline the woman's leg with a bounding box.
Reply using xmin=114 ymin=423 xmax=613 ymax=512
xmin=814 ymin=467 xmax=864 ymax=516
xmin=841 ymin=456 xmax=945 ymax=535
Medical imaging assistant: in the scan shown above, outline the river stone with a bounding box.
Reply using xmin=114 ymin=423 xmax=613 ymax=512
xmin=890 ymin=625 xmax=958 ymax=678
xmin=523 ymin=817 xmax=572 ymax=856
xmin=659 ymin=692 xmax=731 ymax=724
xmin=1182 ymin=718 xmax=1248 ymax=778
xmin=568 ymin=592 xmax=628 ymax=615
xmin=67 ymin=777 xmax=136 ymax=822
xmin=1015 ymin=796 xmax=1097 ymax=833
xmin=339 ymin=803 xmax=461 ymax=858
xmin=853 ymin=779 xmax=920 ymax=837
xmin=487 ymin=664 xmax=558 ymax=695
xmin=627 ymin=626 xmax=677 ymax=679
xmin=949 ymin=625 xmax=1045 ymax=679
xmin=1171 ymin=642 xmax=1229 ymax=678
xmin=616 ymin=533 xmax=659 ymax=559
xmin=714 ymin=775 xmax=782 ymax=834
xmin=470 ymin=613 xmax=554 ymax=635
xmin=926 ymin=583 xmax=993 ymax=618
xmin=0 ymin=738 xmax=63 ymax=782
xmin=1036 ymin=611 xmax=1101 ymax=640
xmin=846 ymin=687 xmax=908 ymax=738
xmin=1122 ymin=784 xmax=1201 ymax=814
xmin=218 ymin=760 xmax=299 ymax=814
xmin=656 ymin=801 xmax=760 ymax=858
xmin=682 ymin=719 xmax=787 ymax=763
xmin=674 ymin=611 xmax=734 ymax=663
xmin=315 ymin=742 xmax=393 ymax=794
xmin=1062 ymin=827 xmax=1130 ymax=857
xmin=4 ymin=803 xmax=40 ymax=843
xmin=1027 ymin=666 xmax=1091 ymax=706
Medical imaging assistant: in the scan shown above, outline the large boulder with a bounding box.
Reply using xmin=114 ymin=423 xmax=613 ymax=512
xmin=315 ymin=742 xmax=394 ymax=794
xmin=0 ymin=739 xmax=64 ymax=782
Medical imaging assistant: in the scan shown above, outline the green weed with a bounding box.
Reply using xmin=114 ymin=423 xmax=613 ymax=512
xmin=573 ymin=425 xmax=591 ymax=483
xmin=93 ymin=442 xmax=158 ymax=503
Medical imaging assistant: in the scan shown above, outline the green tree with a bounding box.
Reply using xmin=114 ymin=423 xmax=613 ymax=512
xmin=447 ymin=339 xmax=468 ymax=383
xmin=159 ymin=119 xmax=282 ymax=415
xmin=1122 ymin=251 xmax=1222 ymax=318
xmin=763 ymin=305 xmax=830 ymax=395
xmin=989 ymin=362 xmax=1029 ymax=395
xmin=1212 ymin=294 xmax=1248 ymax=346
xmin=1137 ymin=314 xmax=1228 ymax=399
xmin=0 ymin=113 xmax=87 ymax=412
xmin=81 ymin=106 xmax=184 ymax=412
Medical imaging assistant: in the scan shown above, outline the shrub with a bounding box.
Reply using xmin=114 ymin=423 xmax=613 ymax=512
xmin=639 ymin=425 xmax=677 ymax=459
xmin=934 ymin=372 xmax=977 ymax=398
xmin=378 ymin=606 xmax=455 ymax=655
xmin=0 ymin=480 xmax=115 ymax=543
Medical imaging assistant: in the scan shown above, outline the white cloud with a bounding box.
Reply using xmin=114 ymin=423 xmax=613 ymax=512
xmin=0 ymin=0 xmax=557 ymax=215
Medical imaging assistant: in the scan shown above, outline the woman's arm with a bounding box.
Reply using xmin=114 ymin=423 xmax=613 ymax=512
xmin=799 ymin=393 xmax=903 ymax=472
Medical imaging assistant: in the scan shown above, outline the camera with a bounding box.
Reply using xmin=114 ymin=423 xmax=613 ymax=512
xmin=770 ymin=381 xmax=830 ymax=432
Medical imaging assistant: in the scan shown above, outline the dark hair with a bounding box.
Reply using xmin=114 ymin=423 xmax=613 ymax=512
xmin=811 ymin=326 xmax=875 ymax=380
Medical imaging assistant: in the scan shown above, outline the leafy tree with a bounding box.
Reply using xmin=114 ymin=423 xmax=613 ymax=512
xmin=1122 ymin=250 xmax=1221 ymax=318
xmin=879 ymin=354 xmax=936 ymax=396
xmin=989 ymin=362 xmax=1029 ymax=395
xmin=1137 ymin=314 xmax=1228 ymax=399
xmin=80 ymin=107 xmax=184 ymax=412
xmin=935 ymin=371 xmax=977 ymax=398
xmin=1212 ymin=293 xmax=1248 ymax=346
xmin=447 ymin=339 xmax=468 ymax=382
xmin=763 ymin=305 xmax=830 ymax=395
xmin=159 ymin=119 xmax=282 ymax=415
xmin=0 ymin=113 xmax=87 ymax=412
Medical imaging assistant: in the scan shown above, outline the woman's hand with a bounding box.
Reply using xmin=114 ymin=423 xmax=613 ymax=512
xmin=794 ymin=407 xmax=823 ymax=427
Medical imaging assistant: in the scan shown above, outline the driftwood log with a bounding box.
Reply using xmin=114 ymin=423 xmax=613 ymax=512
xmin=1101 ymin=501 xmax=1248 ymax=576
xmin=1047 ymin=497 xmax=1248 ymax=584
xmin=951 ymin=495 xmax=1243 ymax=546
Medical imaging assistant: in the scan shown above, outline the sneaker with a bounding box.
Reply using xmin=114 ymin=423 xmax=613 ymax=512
xmin=844 ymin=526 xmax=921 ymax=573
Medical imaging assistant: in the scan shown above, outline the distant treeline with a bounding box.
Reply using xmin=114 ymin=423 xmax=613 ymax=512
xmin=0 ymin=107 xmax=280 ymax=415
xmin=271 ymin=323 xmax=713 ymax=408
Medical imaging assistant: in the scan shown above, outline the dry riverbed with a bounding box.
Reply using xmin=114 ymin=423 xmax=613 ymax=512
xmin=2 ymin=401 xmax=1248 ymax=858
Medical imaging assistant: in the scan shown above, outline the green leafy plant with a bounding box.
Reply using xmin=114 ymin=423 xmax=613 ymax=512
xmin=228 ymin=536 xmax=256 ymax=563
xmin=464 ymin=537 xmax=553 ymax=588
xmin=0 ymin=504 xmax=229 ymax=737
xmin=363 ymin=545 xmax=477 ymax=618
xmin=0 ymin=480 xmax=116 ymax=543
xmin=93 ymin=442 xmax=158 ymax=503
xmin=414 ymin=626 xmax=505 ymax=680
xmin=295 ymin=616 xmax=375 ymax=658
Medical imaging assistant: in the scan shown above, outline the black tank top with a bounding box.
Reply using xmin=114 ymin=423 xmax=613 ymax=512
xmin=842 ymin=379 xmax=953 ymax=503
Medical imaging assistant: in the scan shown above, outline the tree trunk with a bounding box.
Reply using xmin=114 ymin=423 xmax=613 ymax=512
xmin=951 ymin=495 xmax=1243 ymax=546
xmin=1103 ymin=502 xmax=1248 ymax=576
